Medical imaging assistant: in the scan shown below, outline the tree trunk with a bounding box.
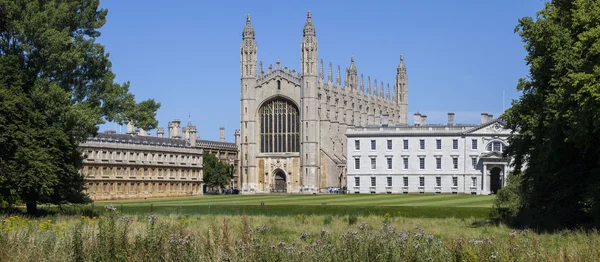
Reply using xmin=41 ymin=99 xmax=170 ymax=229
xmin=26 ymin=202 xmax=37 ymax=216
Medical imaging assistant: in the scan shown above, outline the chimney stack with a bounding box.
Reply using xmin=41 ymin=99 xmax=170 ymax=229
xmin=421 ymin=115 xmax=428 ymax=126
xmin=414 ymin=112 xmax=422 ymax=126
xmin=188 ymin=126 xmax=197 ymax=146
xmin=447 ymin=112 xmax=455 ymax=126
xmin=488 ymin=114 xmax=494 ymax=123
xmin=168 ymin=120 xmax=181 ymax=139
xmin=481 ymin=113 xmax=489 ymax=124
xmin=138 ymin=129 xmax=148 ymax=136
xmin=382 ymin=114 xmax=389 ymax=127
xmin=126 ymin=121 xmax=136 ymax=135
xmin=157 ymin=127 xmax=165 ymax=138
xmin=220 ymin=127 xmax=225 ymax=142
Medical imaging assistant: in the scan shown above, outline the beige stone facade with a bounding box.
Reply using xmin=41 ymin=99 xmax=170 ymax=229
xmin=80 ymin=131 xmax=204 ymax=201
xmin=81 ymin=121 xmax=240 ymax=200
xmin=239 ymin=12 xmax=409 ymax=193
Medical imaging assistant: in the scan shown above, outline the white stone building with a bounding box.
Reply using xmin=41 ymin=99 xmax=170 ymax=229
xmin=239 ymin=12 xmax=408 ymax=193
xmin=346 ymin=113 xmax=512 ymax=195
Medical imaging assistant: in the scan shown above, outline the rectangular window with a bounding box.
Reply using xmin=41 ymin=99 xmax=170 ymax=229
xmin=387 ymin=177 xmax=392 ymax=187
xmin=354 ymin=158 xmax=360 ymax=169
xmin=471 ymin=177 xmax=477 ymax=187
xmin=355 ymin=177 xmax=360 ymax=187
xmin=436 ymin=157 xmax=441 ymax=170
xmin=403 ymin=177 xmax=409 ymax=187
xmin=436 ymin=177 xmax=441 ymax=187
xmin=471 ymin=157 xmax=477 ymax=169
xmin=419 ymin=139 xmax=425 ymax=150
xmin=371 ymin=140 xmax=376 ymax=150
xmin=453 ymin=139 xmax=458 ymax=150
xmin=452 ymin=177 xmax=458 ymax=187
xmin=436 ymin=139 xmax=441 ymax=150
xmin=419 ymin=177 xmax=425 ymax=187
xmin=355 ymin=140 xmax=360 ymax=150
xmin=419 ymin=157 xmax=425 ymax=170
xmin=371 ymin=158 xmax=376 ymax=169
xmin=387 ymin=140 xmax=392 ymax=150
xmin=403 ymin=157 xmax=409 ymax=169
xmin=453 ymin=157 xmax=458 ymax=169
xmin=371 ymin=177 xmax=376 ymax=187
xmin=471 ymin=139 xmax=477 ymax=150
xmin=387 ymin=157 xmax=392 ymax=169
xmin=403 ymin=139 xmax=408 ymax=150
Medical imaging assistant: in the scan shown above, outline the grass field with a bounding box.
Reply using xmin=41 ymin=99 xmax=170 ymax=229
xmin=91 ymin=194 xmax=496 ymax=218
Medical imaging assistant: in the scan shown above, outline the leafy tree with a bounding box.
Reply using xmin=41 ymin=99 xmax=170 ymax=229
xmin=500 ymin=0 xmax=600 ymax=228
xmin=0 ymin=0 xmax=160 ymax=214
xmin=203 ymin=153 xmax=232 ymax=192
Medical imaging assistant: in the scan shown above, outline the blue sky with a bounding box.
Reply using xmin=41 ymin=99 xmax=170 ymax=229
xmin=97 ymin=0 xmax=546 ymax=142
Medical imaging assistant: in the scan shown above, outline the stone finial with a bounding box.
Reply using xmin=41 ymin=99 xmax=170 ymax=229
xmin=367 ymin=76 xmax=371 ymax=95
xmin=259 ymin=61 xmax=264 ymax=77
xmin=246 ymin=14 xmax=251 ymax=25
xmin=387 ymin=83 xmax=391 ymax=101
xmin=307 ymin=10 xmax=312 ymax=22
xmin=398 ymin=54 xmax=406 ymax=72
xmin=319 ymin=59 xmax=324 ymax=80
xmin=276 ymin=57 xmax=280 ymax=70
xmin=336 ymin=65 xmax=341 ymax=87
xmin=360 ymin=74 xmax=364 ymax=93
xmin=374 ymin=79 xmax=378 ymax=96
xmin=328 ymin=62 xmax=333 ymax=85
xmin=380 ymin=81 xmax=384 ymax=98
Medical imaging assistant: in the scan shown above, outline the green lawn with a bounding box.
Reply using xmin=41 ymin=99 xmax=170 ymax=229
xmin=90 ymin=194 xmax=496 ymax=219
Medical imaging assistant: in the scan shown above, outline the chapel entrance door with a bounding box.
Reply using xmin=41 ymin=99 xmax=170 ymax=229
xmin=274 ymin=170 xmax=287 ymax=193
xmin=490 ymin=167 xmax=502 ymax=194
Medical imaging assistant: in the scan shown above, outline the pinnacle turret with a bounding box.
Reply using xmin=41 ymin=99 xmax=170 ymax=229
xmin=303 ymin=11 xmax=316 ymax=37
xmin=336 ymin=65 xmax=341 ymax=87
xmin=319 ymin=59 xmax=324 ymax=81
xmin=242 ymin=14 xmax=254 ymax=39
xmin=360 ymin=74 xmax=364 ymax=93
xmin=328 ymin=62 xmax=333 ymax=85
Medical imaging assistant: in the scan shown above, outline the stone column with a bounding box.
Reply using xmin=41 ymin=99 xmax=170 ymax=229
xmin=482 ymin=164 xmax=487 ymax=194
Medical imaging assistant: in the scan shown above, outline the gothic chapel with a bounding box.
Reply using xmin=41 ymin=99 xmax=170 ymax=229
xmin=239 ymin=12 xmax=408 ymax=193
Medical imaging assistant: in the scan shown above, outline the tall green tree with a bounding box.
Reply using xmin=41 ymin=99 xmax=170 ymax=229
xmin=501 ymin=0 xmax=600 ymax=228
xmin=0 ymin=0 xmax=160 ymax=214
xmin=202 ymin=153 xmax=232 ymax=191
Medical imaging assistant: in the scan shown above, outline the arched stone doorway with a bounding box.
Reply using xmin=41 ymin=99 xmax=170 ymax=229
xmin=490 ymin=167 xmax=502 ymax=194
xmin=273 ymin=169 xmax=287 ymax=193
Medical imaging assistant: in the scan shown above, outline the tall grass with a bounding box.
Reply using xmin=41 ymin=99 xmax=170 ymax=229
xmin=1 ymin=207 xmax=599 ymax=261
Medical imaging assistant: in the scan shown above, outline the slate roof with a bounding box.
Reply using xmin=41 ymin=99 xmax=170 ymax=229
xmin=87 ymin=133 xmax=190 ymax=147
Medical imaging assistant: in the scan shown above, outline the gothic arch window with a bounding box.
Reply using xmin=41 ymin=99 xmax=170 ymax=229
xmin=259 ymin=98 xmax=300 ymax=153
xmin=486 ymin=141 xmax=505 ymax=152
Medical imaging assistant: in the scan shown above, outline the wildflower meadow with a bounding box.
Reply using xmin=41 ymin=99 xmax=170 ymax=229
xmin=1 ymin=203 xmax=599 ymax=261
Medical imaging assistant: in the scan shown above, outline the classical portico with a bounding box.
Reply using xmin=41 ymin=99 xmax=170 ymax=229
xmin=480 ymin=152 xmax=510 ymax=195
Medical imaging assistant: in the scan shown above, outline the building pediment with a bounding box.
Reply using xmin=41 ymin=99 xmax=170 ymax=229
xmin=464 ymin=119 xmax=511 ymax=136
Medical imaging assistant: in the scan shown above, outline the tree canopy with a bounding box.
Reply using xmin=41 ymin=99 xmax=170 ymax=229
xmin=500 ymin=0 xmax=600 ymax=228
xmin=0 ymin=0 xmax=160 ymax=214
xmin=202 ymin=153 xmax=232 ymax=191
